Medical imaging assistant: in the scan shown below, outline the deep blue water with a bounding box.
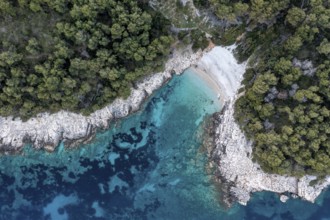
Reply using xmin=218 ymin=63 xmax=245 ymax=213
xmin=1 ymin=69 xmax=330 ymax=220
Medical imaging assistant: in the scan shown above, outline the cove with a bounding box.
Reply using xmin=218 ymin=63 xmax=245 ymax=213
xmin=1 ymin=69 xmax=330 ymax=220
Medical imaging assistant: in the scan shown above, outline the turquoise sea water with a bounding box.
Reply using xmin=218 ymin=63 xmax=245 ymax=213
xmin=1 ymin=69 xmax=330 ymax=219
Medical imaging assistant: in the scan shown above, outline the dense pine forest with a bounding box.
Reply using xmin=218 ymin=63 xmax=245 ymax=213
xmin=0 ymin=0 xmax=172 ymax=118
xmin=195 ymin=0 xmax=330 ymax=176
xmin=3 ymin=0 xmax=330 ymax=176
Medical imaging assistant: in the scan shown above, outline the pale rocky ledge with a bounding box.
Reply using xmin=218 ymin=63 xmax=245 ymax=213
xmin=0 ymin=47 xmax=203 ymax=153
xmin=198 ymin=46 xmax=330 ymax=206
xmin=213 ymin=99 xmax=330 ymax=206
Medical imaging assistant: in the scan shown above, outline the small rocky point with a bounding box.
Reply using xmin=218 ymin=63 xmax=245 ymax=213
xmin=211 ymin=98 xmax=330 ymax=206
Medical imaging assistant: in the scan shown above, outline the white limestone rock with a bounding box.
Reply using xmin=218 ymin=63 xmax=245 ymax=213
xmin=0 ymin=47 xmax=203 ymax=152
xmin=280 ymin=195 xmax=289 ymax=203
xmin=214 ymin=99 xmax=330 ymax=205
xmin=292 ymin=58 xmax=317 ymax=76
xmin=202 ymin=45 xmax=330 ymax=206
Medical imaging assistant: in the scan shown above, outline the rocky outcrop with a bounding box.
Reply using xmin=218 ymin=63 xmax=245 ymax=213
xmin=292 ymin=58 xmax=317 ymax=77
xmin=280 ymin=195 xmax=289 ymax=203
xmin=195 ymin=46 xmax=330 ymax=206
xmin=212 ymin=98 xmax=330 ymax=206
xmin=0 ymin=47 xmax=203 ymax=153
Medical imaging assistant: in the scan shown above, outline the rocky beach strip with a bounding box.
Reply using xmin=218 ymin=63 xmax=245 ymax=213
xmin=0 ymin=47 xmax=203 ymax=153
xmin=195 ymin=46 xmax=330 ymax=206
xmin=212 ymin=99 xmax=330 ymax=206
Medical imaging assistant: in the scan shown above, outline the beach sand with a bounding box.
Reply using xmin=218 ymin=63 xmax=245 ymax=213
xmin=190 ymin=67 xmax=226 ymax=103
xmin=191 ymin=46 xmax=246 ymax=103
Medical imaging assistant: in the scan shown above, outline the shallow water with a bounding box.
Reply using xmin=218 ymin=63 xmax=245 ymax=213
xmin=0 ymin=69 xmax=330 ymax=220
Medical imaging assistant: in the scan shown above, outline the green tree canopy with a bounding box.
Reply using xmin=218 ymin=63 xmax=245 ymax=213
xmin=205 ymin=0 xmax=330 ymax=175
xmin=0 ymin=0 xmax=173 ymax=119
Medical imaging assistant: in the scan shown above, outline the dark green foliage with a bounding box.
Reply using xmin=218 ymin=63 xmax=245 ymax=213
xmin=193 ymin=0 xmax=210 ymax=8
xmin=0 ymin=0 xmax=173 ymax=119
xmin=218 ymin=25 xmax=245 ymax=46
xmin=191 ymin=30 xmax=209 ymax=51
xmin=209 ymin=0 xmax=330 ymax=175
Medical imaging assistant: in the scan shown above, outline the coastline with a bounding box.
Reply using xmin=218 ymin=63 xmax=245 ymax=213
xmin=0 ymin=46 xmax=204 ymax=153
xmin=211 ymin=99 xmax=330 ymax=206
xmin=2 ymin=42 xmax=330 ymax=207
xmin=194 ymin=46 xmax=246 ymax=102
xmin=194 ymin=46 xmax=330 ymax=206
xmin=190 ymin=67 xmax=224 ymax=102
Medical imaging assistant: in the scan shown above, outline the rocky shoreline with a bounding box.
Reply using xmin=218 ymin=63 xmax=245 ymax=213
xmin=0 ymin=47 xmax=203 ymax=153
xmin=2 ymin=42 xmax=330 ymax=207
xmin=195 ymin=46 xmax=330 ymax=206
xmin=210 ymin=98 xmax=330 ymax=206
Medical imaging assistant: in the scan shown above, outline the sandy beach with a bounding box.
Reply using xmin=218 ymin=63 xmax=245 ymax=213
xmin=192 ymin=46 xmax=246 ymax=103
xmin=190 ymin=67 xmax=226 ymax=102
